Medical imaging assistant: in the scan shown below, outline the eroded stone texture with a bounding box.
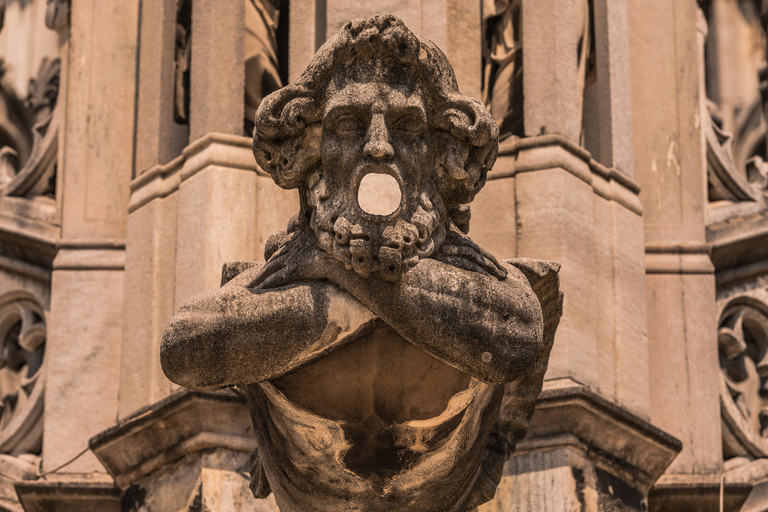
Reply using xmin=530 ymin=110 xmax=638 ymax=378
xmin=162 ymin=14 xmax=562 ymax=512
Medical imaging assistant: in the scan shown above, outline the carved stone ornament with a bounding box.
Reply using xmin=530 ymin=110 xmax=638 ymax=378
xmin=162 ymin=15 xmax=562 ymax=512
xmin=173 ymin=0 xmax=191 ymax=124
xmin=0 ymin=57 xmax=59 ymax=199
xmin=0 ymin=293 xmax=45 ymax=455
xmin=707 ymin=100 xmax=768 ymax=203
xmin=44 ymin=0 xmax=69 ymax=32
xmin=719 ymin=291 xmax=768 ymax=460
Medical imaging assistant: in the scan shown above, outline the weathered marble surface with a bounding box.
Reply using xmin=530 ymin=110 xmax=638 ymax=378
xmin=162 ymin=14 xmax=562 ymax=512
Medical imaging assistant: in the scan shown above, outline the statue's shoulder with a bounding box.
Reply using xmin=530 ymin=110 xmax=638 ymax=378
xmin=221 ymin=260 xmax=265 ymax=287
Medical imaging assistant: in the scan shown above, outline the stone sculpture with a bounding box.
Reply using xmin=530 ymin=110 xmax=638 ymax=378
xmin=162 ymin=14 xmax=562 ymax=512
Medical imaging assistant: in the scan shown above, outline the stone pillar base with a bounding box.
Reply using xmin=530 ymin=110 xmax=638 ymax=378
xmin=479 ymin=381 xmax=681 ymax=511
xmin=89 ymin=389 xmax=277 ymax=512
xmin=648 ymin=474 xmax=752 ymax=512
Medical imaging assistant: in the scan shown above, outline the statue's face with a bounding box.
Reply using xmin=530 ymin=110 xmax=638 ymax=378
xmin=307 ymin=72 xmax=446 ymax=281
xmin=321 ymin=77 xmax=430 ymax=205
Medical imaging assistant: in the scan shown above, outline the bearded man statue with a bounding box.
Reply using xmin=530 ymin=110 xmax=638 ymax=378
xmin=161 ymin=14 xmax=562 ymax=512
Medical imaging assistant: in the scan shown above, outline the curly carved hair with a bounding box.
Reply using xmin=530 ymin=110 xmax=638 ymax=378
xmin=252 ymin=14 xmax=498 ymax=233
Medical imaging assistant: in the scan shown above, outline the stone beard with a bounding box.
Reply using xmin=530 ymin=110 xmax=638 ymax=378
xmin=307 ymin=166 xmax=447 ymax=282
xmin=305 ymin=59 xmax=451 ymax=282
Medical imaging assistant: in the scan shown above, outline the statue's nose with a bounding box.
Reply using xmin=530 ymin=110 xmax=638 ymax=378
xmin=363 ymin=114 xmax=394 ymax=161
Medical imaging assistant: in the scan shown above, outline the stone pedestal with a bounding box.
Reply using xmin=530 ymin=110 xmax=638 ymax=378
xmin=90 ymin=389 xmax=275 ymax=512
xmin=15 ymin=478 xmax=120 ymax=512
xmin=478 ymin=382 xmax=680 ymax=512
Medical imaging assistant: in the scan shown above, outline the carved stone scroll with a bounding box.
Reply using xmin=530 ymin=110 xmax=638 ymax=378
xmin=162 ymin=15 xmax=562 ymax=511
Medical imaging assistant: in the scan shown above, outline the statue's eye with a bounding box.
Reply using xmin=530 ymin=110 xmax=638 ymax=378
xmin=393 ymin=115 xmax=423 ymax=135
xmin=334 ymin=115 xmax=362 ymax=134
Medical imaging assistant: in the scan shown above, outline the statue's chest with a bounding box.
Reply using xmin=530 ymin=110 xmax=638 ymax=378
xmin=247 ymin=324 xmax=497 ymax=512
xmin=272 ymin=323 xmax=472 ymax=429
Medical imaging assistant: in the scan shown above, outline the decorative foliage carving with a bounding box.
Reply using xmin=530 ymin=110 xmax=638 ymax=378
xmin=719 ymin=293 xmax=768 ymax=459
xmin=701 ymin=2 xmax=768 ymax=204
xmin=0 ymin=62 xmax=33 ymax=172
xmin=0 ymin=293 xmax=45 ymax=455
xmin=707 ymin=101 xmax=768 ymax=202
xmin=0 ymin=58 xmax=59 ymax=200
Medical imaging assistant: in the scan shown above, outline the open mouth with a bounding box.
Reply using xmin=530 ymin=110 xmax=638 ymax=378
xmin=356 ymin=169 xmax=403 ymax=218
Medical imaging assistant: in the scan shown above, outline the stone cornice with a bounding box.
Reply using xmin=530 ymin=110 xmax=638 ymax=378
xmin=493 ymin=134 xmax=643 ymax=215
xmin=517 ymin=380 xmax=682 ymax=491
xmin=89 ymin=389 xmax=256 ymax=490
xmin=0 ymin=214 xmax=58 ymax=274
xmin=128 ymin=133 xmax=268 ymax=214
xmin=15 ymin=479 xmax=120 ymax=512
xmin=649 ymin=473 xmax=752 ymax=512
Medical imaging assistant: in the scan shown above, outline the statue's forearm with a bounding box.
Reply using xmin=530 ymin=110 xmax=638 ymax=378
xmin=327 ymin=259 xmax=544 ymax=384
xmin=160 ymin=282 xmax=374 ymax=389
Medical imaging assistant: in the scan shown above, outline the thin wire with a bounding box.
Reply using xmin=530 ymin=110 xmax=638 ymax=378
xmin=36 ymin=446 xmax=90 ymax=479
xmin=0 ymin=447 xmax=91 ymax=484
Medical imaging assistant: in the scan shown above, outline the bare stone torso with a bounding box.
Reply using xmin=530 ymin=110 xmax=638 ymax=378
xmin=272 ymin=323 xmax=472 ymax=480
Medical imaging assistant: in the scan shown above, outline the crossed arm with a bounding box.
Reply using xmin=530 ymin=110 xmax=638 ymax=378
xmin=161 ymin=229 xmax=543 ymax=390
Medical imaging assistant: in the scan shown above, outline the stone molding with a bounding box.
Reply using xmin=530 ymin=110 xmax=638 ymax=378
xmin=494 ymin=134 xmax=643 ymax=215
xmin=649 ymin=473 xmax=752 ymax=512
xmin=709 ymin=210 xmax=768 ymax=288
xmin=129 ymin=133 xmax=267 ymax=214
xmin=15 ymin=479 xmax=120 ymax=512
xmin=517 ymin=379 xmax=682 ymax=491
xmin=51 ymin=242 xmax=125 ymax=272
xmin=645 ymin=243 xmax=715 ymax=275
xmin=0 ymin=256 xmax=50 ymax=283
xmin=89 ymin=389 xmax=256 ymax=491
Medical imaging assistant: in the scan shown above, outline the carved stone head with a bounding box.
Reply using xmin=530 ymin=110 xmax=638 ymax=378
xmin=253 ymin=14 xmax=498 ymax=281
